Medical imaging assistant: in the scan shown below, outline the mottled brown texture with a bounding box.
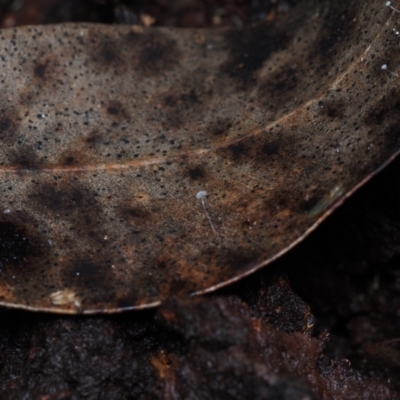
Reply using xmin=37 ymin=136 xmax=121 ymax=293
xmin=1 ymin=0 xmax=400 ymax=313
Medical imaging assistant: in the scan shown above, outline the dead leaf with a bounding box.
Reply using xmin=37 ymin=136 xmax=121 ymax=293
xmin=0 ymin=1 xmax=400 ymax=313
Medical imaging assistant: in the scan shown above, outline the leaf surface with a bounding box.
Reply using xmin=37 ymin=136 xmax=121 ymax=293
xmin=0 ymin=0 xmax=400 ymax=313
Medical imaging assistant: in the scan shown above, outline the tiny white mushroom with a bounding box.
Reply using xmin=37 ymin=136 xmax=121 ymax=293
xmin=386 ymin=1 xmax=400 ymax=12
xmin=196 ymin=190 xmax=216 ymax=233
xmin=381 ymin=63 xmax=399 ymax=77
xmin=196 ymin=190 xmax=207 ymax=199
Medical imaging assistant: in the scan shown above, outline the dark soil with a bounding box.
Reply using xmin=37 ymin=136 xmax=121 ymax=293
xmin=0 ymin=1 xmax=400 ymax=399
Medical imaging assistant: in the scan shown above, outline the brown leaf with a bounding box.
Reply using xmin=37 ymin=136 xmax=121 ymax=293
xmin=0 ymin=1 xmax=400 ymax=313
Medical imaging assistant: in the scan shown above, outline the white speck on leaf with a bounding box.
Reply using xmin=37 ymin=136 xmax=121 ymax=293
xmin=196 ymin=190 xmax=216 ymax=233
xmin=387 ymin=1 xmax=400 ymax=13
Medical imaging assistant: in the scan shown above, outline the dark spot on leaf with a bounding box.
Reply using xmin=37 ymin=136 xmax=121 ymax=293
xmin=382 ymin=123 xmax=400 ymax=151
xmin=126 ymin=207 xmax=150 ymax=219
xmin=69 ymin=259 xmax=99 ymax=280
xmin=208 ymin=119 xmax=233 ymax=137
xmin=103 ymin=49 xmax=116 ymax=63
xmin=107 ymin=106 xmax=119 ymax=115
xmin=180 ymin=89 xmax=199 ymax=105
xmin=365 ymin=106 xmax=386 ymax=126
xmin=85 ymin=131 xmax=101 ymax=144
xmin=62 ymin=258 xmax=115 ymax=300
xmin=162 ymin=89 xmax=201 ymax=110
xmin=89 ymin=32 xmax=124 ymax=71
xmin=32 ymin=183 xmax=86 ymax=213
xmin=0 ymin=110 xmax=18 ymax=142
xmin=8 ymin=147 xmax=41 ymax=170
xmin=125 ymin=30 xmax=139 ymax=43
xmin=105 ymin=101 xmax=130 ymax=120
xmin=228 ymin=142 xmax=249 ymax=159
xmin=0 ymin=117 xmax=11 ymax=132
xmin=64 ymin=156 xmax=75 ymax=165
xmin=272 ymin=68 xmax=298 ymax=93
xmin=136 ymin=32 xmax=181 ymax=77
xmin=319 ymin=101 xmax=345 ymax=120
xmin=163 ymin=95 xmax=177 ymax=108
xmin=222 ymin=23 xmax=292 ymax=87
xmin=34 ymin=62 xmax=47 ymax=79
xmin=262 ymin=142 xmax=280 ymax=156
xmin=216 ymin=141 xmax=252 ymax=164
xmin=187 ymin=166 xmax=205 ymax=180
xmin=58 ymin=147 xmax=92 ymax=166
xmin=258 ymin=66 xmax=299 ymax=110
xmin=313 ymin=5 xmax=357 ymax=61
xmin=0 ymin=222 xmax=31 ymax=268
xmin=158 ymin=85 xmax=204 ymax=129
xmin=364 ymin=89 xmax=400 ymax=127
xmin=98 ymin=38 xmax=120 ymax=66
xmin=251 ymin=131 xmax=297 ymax=168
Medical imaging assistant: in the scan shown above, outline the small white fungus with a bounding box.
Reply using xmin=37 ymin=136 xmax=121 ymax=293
xmin=196 ymin=190 xmax=216 ymax=233
xmin=382 ymin=63 xmax=399 ymax=77
xmin=196 ymin=190 xmax=208 ymax=199
xmin=387 ymin=1 xmax=400 ymax=12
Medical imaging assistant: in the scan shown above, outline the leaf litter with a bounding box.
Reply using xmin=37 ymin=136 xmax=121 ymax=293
xmin=0 ymin=0 xmax=400 ymax=313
